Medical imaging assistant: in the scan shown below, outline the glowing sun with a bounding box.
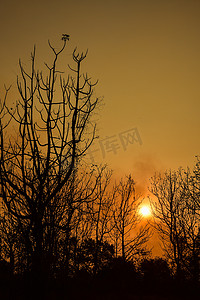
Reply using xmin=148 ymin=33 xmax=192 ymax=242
xmin=140 ymin=205 xmax=151 ymax=217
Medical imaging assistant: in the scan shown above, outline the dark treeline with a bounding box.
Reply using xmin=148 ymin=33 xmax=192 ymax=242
xmin=0 ymin=38 xmax=200 ymax=299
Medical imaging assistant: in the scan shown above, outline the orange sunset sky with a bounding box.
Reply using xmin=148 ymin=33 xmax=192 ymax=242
xmin=1 ymin=0 xmax=200 ymax=192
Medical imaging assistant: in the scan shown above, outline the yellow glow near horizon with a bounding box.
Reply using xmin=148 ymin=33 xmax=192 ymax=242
xmin=140 ymin=205 xmax=151 ymax=217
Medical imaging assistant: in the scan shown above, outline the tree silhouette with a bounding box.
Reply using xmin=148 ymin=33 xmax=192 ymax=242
xmin=86 ymin=166 xmax=115 ymax=275
xmin=0 ymin=37 xmax=99 ymax=282
xmin=52 ymin=165 xmax=110 ymax=277
xmin=75 ymin=238 xmax=114 ymax=276
xmin=112 ymin=175 xmax=151 ymax=262
xmin=150 ymin=171 xmax=185 ymax=279
xmin=150 ymin=166 xmax=200 ymax=282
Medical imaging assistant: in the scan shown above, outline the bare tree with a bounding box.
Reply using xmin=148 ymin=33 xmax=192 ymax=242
xmin=56 ymin=165 xmax=115 ymax=276
xmin=178 ymin=165 xmax=200 ymax=282
xmin=87 ymin=166 xmax=115 ymax=275
xmin=53 ymin=165 xmax=106 ymax=277
xmin=0 ymin=37 xmax=100 ymax=280
xmin=112 ymin=175 xmax=151 ymax=263
xmin=150 ymin=167 xmax=200 ymax=282
xmin=150 ymin=170 xmax=186 ymax=279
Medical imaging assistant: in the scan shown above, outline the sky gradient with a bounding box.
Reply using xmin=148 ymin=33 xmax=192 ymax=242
xmin=1 ymin=0 xmax=200 ymax=191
